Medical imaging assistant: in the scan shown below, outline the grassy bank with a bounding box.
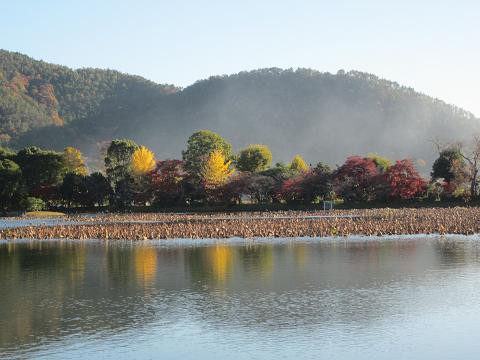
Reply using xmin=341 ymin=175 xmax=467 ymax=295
xmin=24 ymin=211 xmax=66 ymax=218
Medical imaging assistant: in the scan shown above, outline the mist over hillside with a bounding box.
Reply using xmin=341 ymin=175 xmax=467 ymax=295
xmin=1 ymin=50 xmax=478 ymax=169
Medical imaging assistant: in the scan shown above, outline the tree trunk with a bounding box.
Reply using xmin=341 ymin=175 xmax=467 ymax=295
xmin=471 ymin=169 xmax=478 ymax=199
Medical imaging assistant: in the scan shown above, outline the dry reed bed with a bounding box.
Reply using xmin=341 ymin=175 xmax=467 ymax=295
xmin=61 ymin=210 xmax=363 ymax=223
xmin=2 ymin=207 xmax=480 ymax=240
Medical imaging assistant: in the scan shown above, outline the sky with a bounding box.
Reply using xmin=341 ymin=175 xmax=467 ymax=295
xmin=2 ymin=0 xmax=479 ymax=115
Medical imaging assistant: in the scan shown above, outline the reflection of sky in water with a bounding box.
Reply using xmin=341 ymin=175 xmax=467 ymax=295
xmin=1 ymin=237 xmax=480 ymax=359
xmin=0 ymin=218 xmax=76 ymax=229
xmin=0 ymin=213 xmax=101 ymax=229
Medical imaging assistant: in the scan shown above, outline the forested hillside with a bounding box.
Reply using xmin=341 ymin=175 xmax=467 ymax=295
xmin=2 ymin=50 xmax=478 ymax=167
xmin=0 ymin=50 xmax=178 ymax=143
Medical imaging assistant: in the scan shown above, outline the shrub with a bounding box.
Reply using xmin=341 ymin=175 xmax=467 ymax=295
xmin=23 ymin=197 xmax=46 ymax=211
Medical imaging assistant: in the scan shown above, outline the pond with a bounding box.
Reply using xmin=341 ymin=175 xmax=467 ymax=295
xmin=1 ymin=236 xmax=480 ymax=359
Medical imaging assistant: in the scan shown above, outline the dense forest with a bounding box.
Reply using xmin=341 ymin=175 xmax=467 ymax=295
xmin=1 ymin=50 xmax=479 ymax=170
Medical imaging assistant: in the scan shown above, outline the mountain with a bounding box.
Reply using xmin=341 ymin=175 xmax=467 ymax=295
xmin=0 ymin=50 xmax=178 ymax=145
xmin=1 ymin=50 xmax=478 ymax=169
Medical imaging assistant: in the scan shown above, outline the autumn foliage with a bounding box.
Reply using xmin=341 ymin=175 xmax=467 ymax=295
xmin=202 ymin=150 xmax=234 ymax=188
xmin=278 ymin=176 xmax=306 ymax=203
xmin=149 ymin=160 xmax=186 ymax=206
xmin=385 ymin=160 xmax=427 ymax=199
xmin=289 ymin=155 xmax=309 ymax=172
xmin=131 ymin=146 xmax=156 ymax=175
xmin=63 ymin=147 xmax=88 ymax=176
xmin=333 ymin=156 xmax=381 ymax=202
xmin=0 ymin=130 xmax=434 ymax=212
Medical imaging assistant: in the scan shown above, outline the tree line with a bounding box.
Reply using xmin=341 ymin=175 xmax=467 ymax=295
xmin=1 ymin=129 xmax=477 ymax=213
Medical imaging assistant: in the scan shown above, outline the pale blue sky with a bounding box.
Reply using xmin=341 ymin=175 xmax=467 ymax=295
xmin=2 ymin=0 xmax=479 ymax=115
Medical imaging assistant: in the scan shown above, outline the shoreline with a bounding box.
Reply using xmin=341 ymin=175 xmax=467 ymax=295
xmin=2 ymin=232 xmax=480 ymax=246
xmin=2 ymin=207 xmax=480 ymax=240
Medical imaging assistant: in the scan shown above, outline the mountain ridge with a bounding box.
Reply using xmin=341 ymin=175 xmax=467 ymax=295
xmin=1 ymin=49 xmax=478 ymax=169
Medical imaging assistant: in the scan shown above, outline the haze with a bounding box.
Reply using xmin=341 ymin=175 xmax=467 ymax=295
xmin=2 ymin=0 xmax=479 ymax=116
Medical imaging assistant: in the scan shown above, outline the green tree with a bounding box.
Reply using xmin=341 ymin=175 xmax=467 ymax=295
xmin=0 ymin=146 xmax=16 ymax=161
xmin=259 ymin=162 xmax=297 ymax=203
xmin=104 ymin=139 xmax=139 ymax=185
xmin=431 ymin=148 xmax=464 ymax=182
xmin=307 ymin=162 xmax=334 ymax=201
xmin=0 ymin=159 xmax=24 ymax=211
xmin=81 ymin=172 xmax=111 ymax=207
xmin=236 ymin=144 xmax=272 ymax=172
xmin=23 ymin=197 xmax=45 ymax=212
xmin=60 ymin=172 xmax=85 ymax=207
xmin=313 ymin=162 xmax=332 ymax=175
xmin=110 ymin=177 xmax=136 ymax=209
xmin=367 ymin=153 xmax=392 ymax=172
xmin=104 ymin=139 xmax=139 ymax=209
xmin=15 ymin=146 xmax=66 ymax=194
xmin=182 ymin=130 xmax=232 ymax=175
xmin=261 ymin=162 xmax=296 ymax=180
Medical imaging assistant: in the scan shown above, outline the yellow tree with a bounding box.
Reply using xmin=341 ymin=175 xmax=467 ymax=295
xmin=202 ymin=149 xmax=234 ymax=187
xmin=290 ymin=154 xmax=309 ymax=172
xmin=131 ymin=146 xmax=156 ymax=175
xmin=63 ymin=147 xmax=88 ymax=176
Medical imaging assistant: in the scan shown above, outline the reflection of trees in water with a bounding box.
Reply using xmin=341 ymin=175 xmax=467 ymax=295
xmin=238 ymin=244 xmax=274 ymax=277
xmin=0 ymin=241 xmax=86 ymax=352
xmin=208 ymin=245 xmax=233 ymax=281
xmin=184 ymin=245 xmax=234 ymax=284
xmin=1 ymin=238 xmax=480 ymax=356
xmin=105 ymin=242 xmax=134 ymax=284
xmin=0 ymin=242 xmax=169 ymax=355
xmin=184 ymin=240 xmax=477 ymax=331
xmin=135 ymin=246 xmax=157 ymax=285
xmin=434 ymin=239 xmax=467 ymax=265
xmin=292 ymin=244 xmax=309 ymax=269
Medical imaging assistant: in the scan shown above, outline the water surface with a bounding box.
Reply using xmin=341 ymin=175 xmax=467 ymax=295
xmin=1 ymin=236 xmax=480 ymax=359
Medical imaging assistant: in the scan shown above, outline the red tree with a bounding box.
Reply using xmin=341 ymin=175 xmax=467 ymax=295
xmin=385 ymin=159 xmax=427 ymax=199
xmin=278 ymin=175 xmax=306 ymax=203
xmin=277 ymin=169 xmax=333 ymax=204
xmin=31 ymin=184 xmax=60 ymax=203
xmin=333 ymin=156 xmax=381 ymax=201
xmin=149 ymin=160 xmax=186 ymax=206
